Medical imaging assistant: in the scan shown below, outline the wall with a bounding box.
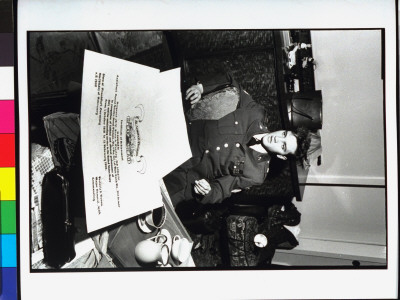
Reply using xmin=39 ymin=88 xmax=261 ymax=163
xmin=305 ymin=30 xmax=384 ymax=185
xmin=274 ymin=30 xmax=386 ymax=266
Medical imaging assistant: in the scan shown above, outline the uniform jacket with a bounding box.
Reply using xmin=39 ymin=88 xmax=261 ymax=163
xmin=167 ymin=73 xmax=272 ymax=205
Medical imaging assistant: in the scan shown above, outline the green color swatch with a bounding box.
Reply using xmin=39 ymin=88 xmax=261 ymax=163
xmin=1 ymin=200 xmax=16 ymax=233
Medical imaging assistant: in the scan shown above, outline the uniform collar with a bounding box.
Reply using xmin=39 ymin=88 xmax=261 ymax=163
xmin=246 ymin=119 xmax=269 ymax=141
xmin=246 ymin=121 xmax=269 ymax=154
xmin=249 ymin=142 xmax=266 ymax=154
xmin=247 ymin=144 xmax=271 ymax=163
xmin=245 ymin=119 xmax=271 ymax=161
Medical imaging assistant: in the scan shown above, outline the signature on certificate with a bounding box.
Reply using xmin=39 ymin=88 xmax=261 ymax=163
xmin=125 ymin=104 xmax=146 ymax=174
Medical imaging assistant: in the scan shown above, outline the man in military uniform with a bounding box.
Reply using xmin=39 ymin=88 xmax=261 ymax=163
xmin=164 ymin=73 xmax=311 ymax=207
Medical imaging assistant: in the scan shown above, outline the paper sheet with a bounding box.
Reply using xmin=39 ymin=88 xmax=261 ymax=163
xmin=152 ymin=68 xmax=192 ymax=178
xmin=80 ymin=50 xmax=191 ymax=232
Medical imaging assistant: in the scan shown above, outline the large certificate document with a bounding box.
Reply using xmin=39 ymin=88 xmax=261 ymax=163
xmin=80 ymin=50 xmax=191 ymax=232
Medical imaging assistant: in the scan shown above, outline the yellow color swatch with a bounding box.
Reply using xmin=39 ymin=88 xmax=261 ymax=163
xmin=0 ymin=167 xmax=15 ymax=200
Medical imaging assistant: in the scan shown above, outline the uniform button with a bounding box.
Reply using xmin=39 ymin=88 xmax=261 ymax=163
xmin=234 ymin=166 xmax=237 ymax=169
xmin=189 ymin=122 xmax=192 ymax=125
xmin=205 ymin=150 xmax=209 ymax=154
xmin=267 ymin=167 xmax=269 ymax=172
xmin=235 ymin=143 xmax=240 ymax=147
xmin=234 ymin=121 xmax=239 ymax=125
xmin=216 ymin=147 xmax=220 ymax=151
xmin=224 ymin=143 xmax=228 ymax=148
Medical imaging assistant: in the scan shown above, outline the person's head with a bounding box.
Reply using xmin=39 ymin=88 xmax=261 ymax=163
xmin=261 ymin=127 xmax=311 ymax=161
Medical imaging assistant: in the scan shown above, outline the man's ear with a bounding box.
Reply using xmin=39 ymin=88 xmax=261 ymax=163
xmin=276 ymin=154 xmax=287 ymax=160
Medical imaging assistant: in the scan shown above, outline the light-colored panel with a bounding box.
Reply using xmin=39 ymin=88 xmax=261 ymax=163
xmin=272 ymin=249 xmax=386 ymax=266
xmin=293 ymin=238 xmax=386 ymax=260
xmin=300 ymin=174 xmax=385 ymax=186
xmin=309 ymin=30 xmax=385 ymax=182
xmin=296 ymin=186 xmax=386 ymax=246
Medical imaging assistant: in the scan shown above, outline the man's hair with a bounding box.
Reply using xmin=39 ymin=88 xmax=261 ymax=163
xmin=292 ymin=127 xmax=311 ymax=162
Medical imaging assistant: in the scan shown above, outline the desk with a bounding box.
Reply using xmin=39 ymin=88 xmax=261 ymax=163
xmin=273 ymin=31 xmax=322 ymax=201
xmin=107 ymin=181 xmax=195 ymax=268
xmin=273 ymin=31 xmax=303 ymax=201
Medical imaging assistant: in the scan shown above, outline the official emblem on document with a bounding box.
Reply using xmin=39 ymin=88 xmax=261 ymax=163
xmin=125 ymin=104 xmax=146 ymax=174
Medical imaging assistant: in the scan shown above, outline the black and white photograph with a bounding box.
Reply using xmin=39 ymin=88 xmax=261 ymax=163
xmin=27 ymin=29 xmax=387 ymax=271
xmin=16 ymin=1 xmax=398 ymax=299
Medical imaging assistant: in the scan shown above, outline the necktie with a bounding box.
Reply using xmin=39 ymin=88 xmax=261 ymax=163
xmin=247 ymin=137 xmax=261 ymax=147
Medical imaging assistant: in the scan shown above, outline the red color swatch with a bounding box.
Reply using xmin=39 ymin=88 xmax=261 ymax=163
xmin=0 ymin=134 xmax=15 ymax=167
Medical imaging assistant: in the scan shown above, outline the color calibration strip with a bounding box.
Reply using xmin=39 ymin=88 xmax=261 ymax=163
xmin=1 ymin=2 xmax=17 ymax=299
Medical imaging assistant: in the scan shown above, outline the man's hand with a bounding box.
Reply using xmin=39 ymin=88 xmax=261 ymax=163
xmin=185 ymin=83 xmax=203 ymax=106
xmin=194 ymin=179 xmax=211 ymax=196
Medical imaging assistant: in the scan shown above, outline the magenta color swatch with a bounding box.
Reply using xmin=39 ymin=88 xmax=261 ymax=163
xmin=0 ymin=100 xmax=14 ymax=133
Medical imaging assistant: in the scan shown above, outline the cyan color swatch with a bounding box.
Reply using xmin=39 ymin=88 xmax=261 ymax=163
xmin=0 ymin=234 xmax=16 ymax=267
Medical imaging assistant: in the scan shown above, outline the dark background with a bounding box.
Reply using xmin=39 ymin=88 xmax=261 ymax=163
xmin=28 ymin=30 xmax=315 ymax=266
xmin=29 ymin=30 xmax=296 ymax=200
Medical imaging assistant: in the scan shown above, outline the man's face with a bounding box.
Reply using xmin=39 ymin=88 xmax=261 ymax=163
xmin=262 ymin=130 xmax=297 ymax=156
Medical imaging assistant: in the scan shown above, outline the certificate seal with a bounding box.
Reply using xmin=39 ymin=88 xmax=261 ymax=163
xmin=125 ymin=104 xmax=146 ymax=174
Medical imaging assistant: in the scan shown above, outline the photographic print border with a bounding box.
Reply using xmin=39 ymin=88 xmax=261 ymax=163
xmin=16 ymin=1 xmax=398 ymax=299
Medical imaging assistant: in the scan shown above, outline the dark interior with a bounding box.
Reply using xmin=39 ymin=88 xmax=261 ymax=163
xmin=29 ymin=30 xmax=317 ymax=267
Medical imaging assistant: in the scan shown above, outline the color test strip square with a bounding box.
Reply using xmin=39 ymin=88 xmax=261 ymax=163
xmin=0 ymin=234 xmax=17 ymax=267
xmin=0 ymin=67 xmax=14 ymax=100
xmin=0 ymin=134 xmax=15 ymax=166
xmin=0 ymin=167 xmax=15 ymax=200
xmin=0 ymin=33 xmax=14 ymax=66
xmin=0 ymin=100 xmax=14 ymax=133
xmin=1 ymin=201 xmax=16 ymax=234
xmin=0 ymin=267 xmax=17 ymax=300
